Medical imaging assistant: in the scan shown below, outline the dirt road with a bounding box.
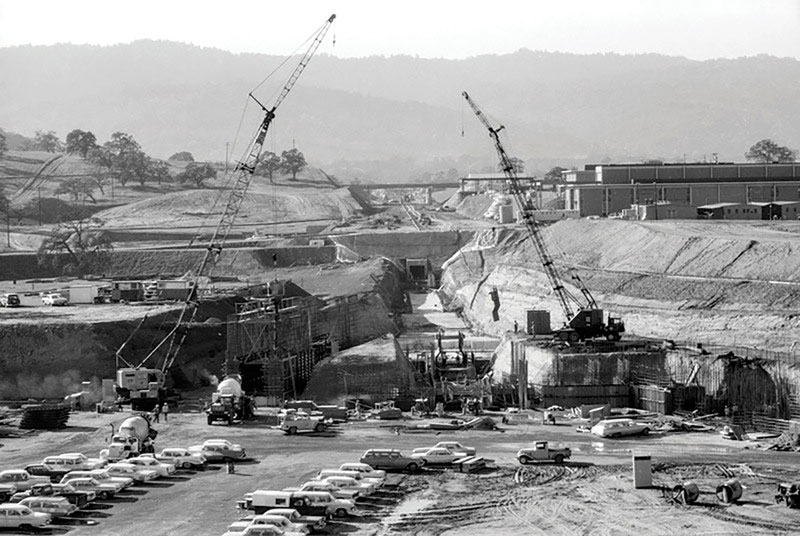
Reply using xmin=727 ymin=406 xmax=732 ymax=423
xmin=1 ymin=408 xmax=798 ymax=536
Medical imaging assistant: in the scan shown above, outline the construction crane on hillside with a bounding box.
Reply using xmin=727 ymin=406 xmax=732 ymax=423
xmin=462 ymin=91 xmax=624 ymax=343
xmin=114 ymin=14 xmax=337 ymax=410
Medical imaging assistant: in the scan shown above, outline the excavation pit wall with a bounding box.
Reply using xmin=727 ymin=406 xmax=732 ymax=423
xmin=439 ymin=222 xmax=800 ymax=351
xmin=492 ymin=335 xmax=800 ymax=430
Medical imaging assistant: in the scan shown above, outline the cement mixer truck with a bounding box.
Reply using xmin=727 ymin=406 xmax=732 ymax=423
xmin=100 ymin=415 xmax=158 ymax=462
xmin=207 ymin=375 xmax=254 ymax=426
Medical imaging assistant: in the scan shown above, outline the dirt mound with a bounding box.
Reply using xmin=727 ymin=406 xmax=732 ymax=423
xmin=455 ymin=193 xmax=495 ymax=219
xmin=94 ymin=186 xmax=364 ymax=228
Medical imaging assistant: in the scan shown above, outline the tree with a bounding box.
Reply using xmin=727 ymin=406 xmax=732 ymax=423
xmin=177 ymin=162 xmax=217 ymax=188
xmin=144 ymin=159 xmax=171 ymax=185
xmin=65 ymin=129 xmax=97 ymax=158
xmin=0 ymin=132 xmax=7 ymax=158
xmin=55 ymin=178 xmax=97 ymax=204
xmin=280 ymin=148 xmax=307 ymax=181
xmin=544 ymin=166 xmax=567 ymax=182
xmin=33 ymin=130 xmax=63 ymax=153
xmin=37 ymin=211 xmax=112 ymax=276
xmin=101 ymin=132 xmax=147 ymax=187
xmin=256 ymin=151 xmax=282 ymax=184
xmin=500 ymin=157 xmax=525 ymax=174
xmin=745 ymin=139 xmax=798 ymax=163
xmin=168 ymin=151 xmax=194 ymax=162
xmin=642 ymin=159 xmax=664 ymax=165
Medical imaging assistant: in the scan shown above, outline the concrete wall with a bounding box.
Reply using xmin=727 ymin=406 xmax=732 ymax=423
xmin=330 ymin=230 xmax=474 ymax=267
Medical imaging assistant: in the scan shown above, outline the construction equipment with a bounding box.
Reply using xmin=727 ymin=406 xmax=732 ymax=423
xmin=462 ymin=91 xmax=625 ymax=342
xmin=113 ymin=14 xmax=336 ymax=408
xmin=207 ymin=375 xmax=254 ymax=425
xmin=100 ymin=415 xmax=157 ymax=462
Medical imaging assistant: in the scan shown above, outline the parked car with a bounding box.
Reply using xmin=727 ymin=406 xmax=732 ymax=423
xmin=41 ymin=292 xmax=68 ymax=306
xmin=591 ymin=418 xmax=651 ymax=438
xmin=248 ymin=513 xmax=308 ymax=534
xmin=23 ymin=463 xmax=70 ymax=483
xmin=0 ymin=482 xmax=18 ymax=502
xmin=61 ymin=469 xmax=132 ymax=490
xmin=155 ymin=447 xmax=208 ymax=469
xmin=285 ymin=481 xmax=359 ymax=501
xmin=43 ymin=453 xmax=107 ymax=471
xmin=322 ymin=476 xmax=377 ymax=496
xmin=60 ymin=477 xmax=117 ymax=500
xmin=104 ymin=462 xmax=158 ymax=482
xmin=292 ymin=491 xmax=355 ymax=518
xmin=338 ymin=462 xmax=386 ymax=480
xmin=19 ymin=496 xmax=77 ymax=518
xmin=263 ymin=508 xmax=326 ymax=531
xmin=360 ymin=449 xmax=424 ymax=472
xmin=516 ymin=441 xmax=571 ymax=465
xmin=188 ymin=440 xmax=246 ymax=462
xmin=410 ymin=447 xmax=465 ymax=465
xmin=126 ymin=456 xmax=176 ymax=477
xmin=315 ymin=469 xmax=381 ymax=487
xmin=0 ymin=503 xmax=51 ymax=529
xmin=50 ymin=482 xmax=96 ymax=508
xmin=222 ymin=525 xmax=287 ymax=536
xmin=1 ymin=293 xmax=21 ymax=307
xmin=419 ymin=442 xmax=476 ymax=456
xmin=0 ymin=470 xmax=51 ymax=491
xmin=10 ymin=482 xmax=55 ymax=502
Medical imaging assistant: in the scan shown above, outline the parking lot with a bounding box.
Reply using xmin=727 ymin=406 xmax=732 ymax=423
xmin=1 ymin=408 xmax=800 ymax=535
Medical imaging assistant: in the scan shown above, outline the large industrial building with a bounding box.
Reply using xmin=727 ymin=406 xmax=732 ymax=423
xmin=563 ymin=162 xmax=800 ymax=218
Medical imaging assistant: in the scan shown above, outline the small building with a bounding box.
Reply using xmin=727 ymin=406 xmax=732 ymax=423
xmin=626 ymin=202 xmax=698 ymax=220
xmin=748 ymin=201 xmax=800 ymax=220
xmin=110 ymin=281 xmax=146 ymax=302
xmin=697 ymin=203 xmax=759 ymax=220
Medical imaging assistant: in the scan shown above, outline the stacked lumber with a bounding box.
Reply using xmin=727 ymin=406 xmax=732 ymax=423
xmin=19 ymin=404 xmax=70 ymax=429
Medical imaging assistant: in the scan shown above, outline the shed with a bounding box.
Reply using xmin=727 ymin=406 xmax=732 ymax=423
xmin=748 ymin=201 xmax=800 ymax=220
xmin=697 ymin=202 xmax=758 ymax=220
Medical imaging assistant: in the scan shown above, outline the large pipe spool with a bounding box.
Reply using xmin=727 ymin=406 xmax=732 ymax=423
xmin=672 ymin=481 xmax=700 ymax=504
xmin=715 ymin=479 xmax=743 ymax=504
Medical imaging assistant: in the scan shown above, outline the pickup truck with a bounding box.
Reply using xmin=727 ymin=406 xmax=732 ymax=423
xmin=0 ymin=470 xmax=52 ymax=491
xmin=516 ymin=441 xmax=571 ymax=465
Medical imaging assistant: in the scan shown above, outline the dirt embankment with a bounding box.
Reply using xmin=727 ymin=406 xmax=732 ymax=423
xmin=440 ymin=220 xmax=800 ymax=350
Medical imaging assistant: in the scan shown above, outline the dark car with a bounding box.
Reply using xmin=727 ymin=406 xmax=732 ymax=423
xmin=1 ymin=293 xmax=20 ymax=307
xmin=24 ymin=464 xmax=70 ymax=483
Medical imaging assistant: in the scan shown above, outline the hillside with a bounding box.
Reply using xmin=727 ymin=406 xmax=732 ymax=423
xmin=2 ymin=43 xmax=799 ymax=180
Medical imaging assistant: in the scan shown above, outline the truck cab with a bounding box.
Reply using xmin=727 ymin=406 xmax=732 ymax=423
xmin=516 ymin=441 xmax=571 ymax=465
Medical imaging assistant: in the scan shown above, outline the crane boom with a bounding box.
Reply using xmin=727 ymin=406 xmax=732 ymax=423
xmin=462 ymin=91 xmax=581 ymax=320
xmin=462 ymin=91 xmax=625 ymax=342
xmin=138 ymin=14 xmax=336 ymax=374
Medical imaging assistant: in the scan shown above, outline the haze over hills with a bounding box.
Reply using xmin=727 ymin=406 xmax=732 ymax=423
xmin=2 ymin=41 xmax=799 ymax=181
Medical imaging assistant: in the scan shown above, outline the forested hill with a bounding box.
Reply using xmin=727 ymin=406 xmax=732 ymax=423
xmin=2 ymin=41 xmax=798 ymax=180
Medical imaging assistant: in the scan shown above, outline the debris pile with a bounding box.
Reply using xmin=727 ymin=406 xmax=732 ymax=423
xmin=19 ymin=404 xmax=71 ymax=429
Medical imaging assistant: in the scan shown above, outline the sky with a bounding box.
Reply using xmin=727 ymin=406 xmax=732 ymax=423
xmin=0 ymin=0 xmax=799 ymax=60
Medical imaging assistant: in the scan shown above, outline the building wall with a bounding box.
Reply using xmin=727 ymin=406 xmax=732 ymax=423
xmin=570 ymin=182 xmax=800 ymax=217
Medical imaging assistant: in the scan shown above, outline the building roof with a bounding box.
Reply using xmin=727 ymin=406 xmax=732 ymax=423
xmin=696 ymin=202 xmax=745 ymax=209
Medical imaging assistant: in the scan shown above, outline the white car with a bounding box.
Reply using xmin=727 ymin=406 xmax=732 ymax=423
xmin=126 ymin=456 xmax=176 ymax=477
xmin=249 ymin=513 xmax=308 ymax=534
xmin=427 ymin=441 xmax=476 ymax=456
xmin=0 ymin=503 xmax=51 ymax=529
xmin=41 ymin=292 xmax=68 ymax=306
xmin=410 ymin=447 xmax=464 ymax=465
xmin=19 ymin=496 xmax=77 ymax=518
xmin=222 ymin=525 xmax=288 ymax=536
xmin=60 ymin=470 xmax=130 ymax=491
xmin=591 ymin=418 xmax=651 ymax=438
xmin=322 ymin=476 xmax=376 ymax=496
xmin=105 ymin=463 xmax=158 ymax=482
xmin=155 ymin=448 xmax=208 ymax=469
xmin=339 ymin=462 xmax=386 ymax=480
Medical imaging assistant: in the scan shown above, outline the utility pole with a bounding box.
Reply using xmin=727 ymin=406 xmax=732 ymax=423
xmin=225 ymin=142 xmax=230 ymax=174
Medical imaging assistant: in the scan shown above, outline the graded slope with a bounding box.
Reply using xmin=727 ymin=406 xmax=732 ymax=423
xmin=440 ymin=220 xmax=800 ymax=351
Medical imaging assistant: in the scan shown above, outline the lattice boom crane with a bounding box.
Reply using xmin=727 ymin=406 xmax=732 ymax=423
xmin=462 ymin=91 xmax=624 ymax=342
xmin=115 ymin=15 xmax=336 ymax=410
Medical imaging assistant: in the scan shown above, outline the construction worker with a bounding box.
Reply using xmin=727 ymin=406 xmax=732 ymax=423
xmin=162 ymin=402 xmax=169 ymax=422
